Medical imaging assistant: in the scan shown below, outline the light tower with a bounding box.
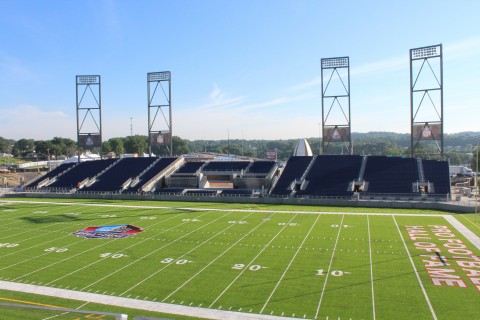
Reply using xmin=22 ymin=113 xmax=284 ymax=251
xmin=321 ymin=57 xmax=352 ymax=155
xmin=76 ymin=75 xmax=102 ymax=162
xmin=410 ymin=44 xmax=443 ymax=158
xmin=147 ymin=71 xmax=172 ymax=156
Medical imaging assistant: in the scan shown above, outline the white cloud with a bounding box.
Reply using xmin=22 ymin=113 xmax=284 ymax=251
xmin=0 ymin=105 xmax=75 ymax=140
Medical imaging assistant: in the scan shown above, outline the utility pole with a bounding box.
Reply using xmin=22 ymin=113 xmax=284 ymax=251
xmin=130 ymin=117 xmax=133 ymax=136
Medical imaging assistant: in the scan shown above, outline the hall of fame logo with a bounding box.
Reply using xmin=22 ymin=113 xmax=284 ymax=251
xmin=72 ymin=224 xmax=143 ymax=239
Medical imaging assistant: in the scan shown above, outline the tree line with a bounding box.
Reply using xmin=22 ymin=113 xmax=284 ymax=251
xmin=0 ymin=132 xmax=478 ymax=168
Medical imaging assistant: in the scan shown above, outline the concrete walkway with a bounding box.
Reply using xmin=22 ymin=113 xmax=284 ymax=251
xmin=0 ymin=281 xmax=301 ymax=320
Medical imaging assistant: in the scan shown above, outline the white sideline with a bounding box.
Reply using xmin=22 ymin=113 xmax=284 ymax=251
xmin=0 ymin=281 xmax=303 ymax=320
xmin=443 ymin=215 xmax=480 ymax=250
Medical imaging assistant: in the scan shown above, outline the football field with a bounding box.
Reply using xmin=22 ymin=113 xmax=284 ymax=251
xmin=0 ymin=199 xmax=479 ymax=319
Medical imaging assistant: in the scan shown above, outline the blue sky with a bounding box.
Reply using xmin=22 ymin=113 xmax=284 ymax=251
xmin=0 ymin=0 xmax=479 ymax=141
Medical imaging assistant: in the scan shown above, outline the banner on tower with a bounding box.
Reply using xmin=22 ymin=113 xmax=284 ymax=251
xmin=78 ymin=134 xmax=101 ymax=148
xmin=323 ymin=126 xmax=350 ymax=143
xmin=150 ymin=131 xmax=171 ymax=145
xmin=413 ymin=123 xmax=441 ymax=140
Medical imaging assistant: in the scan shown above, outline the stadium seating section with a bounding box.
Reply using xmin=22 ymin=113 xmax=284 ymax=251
xmin=48 ymin=159 xmax=117 ymax=189
xmin=123 ymin=157 xmax=177 ymax=193
xmin=202 ymin=161 xmax=250 ymax=172
xmin=422 ymin=159 xmax=451 ymax=195
xmin=83 ymin=157 xmax=157 ymax=192
xmin=363 ymin=156 xmax=418 ymax=194
xmin=174 ymin=161 xmax=205 ymax=174
xmin=26 ymin=155 xmax=450 ymax=197
xmin=297 ymin=155 xmax=363 ymax=196
xmin=246 ymin=161 xmax=275 ymax=174
xmin=25 ymin=162 xmax=77 ymax=188
xmin=270 ymin=156 xmax=313 ymax=196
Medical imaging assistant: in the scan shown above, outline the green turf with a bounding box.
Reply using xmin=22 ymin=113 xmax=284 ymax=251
xmin=0 ymin=199 xmax=479 ymax=319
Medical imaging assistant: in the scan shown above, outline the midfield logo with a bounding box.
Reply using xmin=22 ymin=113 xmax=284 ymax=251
xmin=72 ymin=224 xmax=143 ymax=239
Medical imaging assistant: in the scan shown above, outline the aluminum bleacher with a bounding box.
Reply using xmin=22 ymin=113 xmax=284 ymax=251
xmin=83 ymin=157 xmax=157 ymax=192
xmin=422 ymin=159 xmax=451 ymax=195
xmin=297 ymin=155 xmax=363 ymax=196
xmin=363 ymin=156 xmax=418 ymax=194
xmin=270 ymin=156 xmax=313 ymax=196
xmin=47 ymin=159 xmax=117 ymax=189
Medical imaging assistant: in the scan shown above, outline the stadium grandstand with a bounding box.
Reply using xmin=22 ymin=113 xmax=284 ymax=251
xmin=21 ymin=153 xmax=451 ymax=202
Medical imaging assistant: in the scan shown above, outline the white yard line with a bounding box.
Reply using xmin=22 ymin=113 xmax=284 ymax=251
xmin=260 ymin=214 xmax=320 ymax=314
xmin=45 ymin=210 xmax=189 ymax=286
xmin=162 ymin=212 xmax=277 ymax=302
xmin=0 ymin=199 xmax=447 ymax=217
xmin=392 ymin=216 xmax=437 ymax=320
xmin=443 ymin=215 xmax=480 ymax=250
xmin=121 ymin=211 xmax=255 ymax=296
xmin=82 ymin=210 xmax=228 ymax=291
xmin=367 ymin=215 xmax=376 ymax=320
xmin=0 ymin=280 xmax=302 ymax=320
xmin=314 ymin=214 xmax=344 ymax=320
xmin=208 ymin=213 xmax=299 ymax=308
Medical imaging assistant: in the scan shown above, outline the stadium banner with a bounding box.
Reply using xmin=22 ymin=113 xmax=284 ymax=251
xmin=413 ymin=123 xmax=441 ymax=140
xmin=78 ymin=134 xmax=101 ymax=148
xmin=323 ymin=126 xmax=350 ymax=142
xmin=149 ymin=131 xmax=171 ymax=145
xmin=266 ymin=150 xmax=277 ymax=160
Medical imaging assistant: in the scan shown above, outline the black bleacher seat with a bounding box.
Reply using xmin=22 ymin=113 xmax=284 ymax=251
xmin=174 ymin=162 xmax=205 ymax=174
xmin=83 ymin=157 xmax=157 ymax=192
xmin=246 ymin=161 xmax=275 ymax=174
xmin=363 ymin=156 xmax=418 ymax=194
xmin=202 ymin=161 xmax=250 ymax=172
xmin=297 ymin=155 xmax=362 ymax=197
xmin=184 ymin=189 xmax=217 ymax=196
xmin=156 ymin=188 xmax=184 ymax=195
xmin=123 ymin=157 xmax=177 ymax=193
xmin=270 ymin=156 xmax=313 ymax=196
xmin=24 ymin=162 xmax=77 ymax=188
xmin=220 ymin=189 xmax=254 ymax=196
xmin=48 ymin=159 xmax=117 ymax=189
xmin=422 ymin=159 xmax=451 ymax=195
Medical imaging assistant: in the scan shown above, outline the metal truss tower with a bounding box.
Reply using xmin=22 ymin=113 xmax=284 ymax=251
xmin=321 ymin=57 xmax=352 ymax=155
xmin=76 ymin=75 xmax=102 ymax=161
xmin=147 ymin=71 xmax=172 ymax=156
xmin=410 ymin=44 xmax=443 ymax=158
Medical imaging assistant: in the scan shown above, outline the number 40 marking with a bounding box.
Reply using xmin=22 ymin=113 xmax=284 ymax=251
xmin=316 ymin=269 xmax=350 ymax=277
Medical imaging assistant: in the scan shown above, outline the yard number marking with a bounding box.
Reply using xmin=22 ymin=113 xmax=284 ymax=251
xmin=140 ymin=216 xmax=157 ymax=220
xmin=316 ymin=269 xmax=350 ymax=277
xmin=228 ymin=221 xmax=248 ymax=224
xmin=100 ymin=253 xmax=127 ymax=259
xmin=232 ymin=264 xmax=267 ymax=271
xmin=100 ymin=214 xmax=117 ymax=218
xmin=278 ymin=222 xmax=299 ymax=226
xmin=0 ymin=243 xmax=19 ymax=248
xmin=182 ymin=218 xmax=200 ymax=222
xmin=44 ymin=247 xmax=68 ymax=253
xmin=331 ymin=224 xmax=353 ymax=228
xmin=161 ymin=258 xmax=192 ymax=265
